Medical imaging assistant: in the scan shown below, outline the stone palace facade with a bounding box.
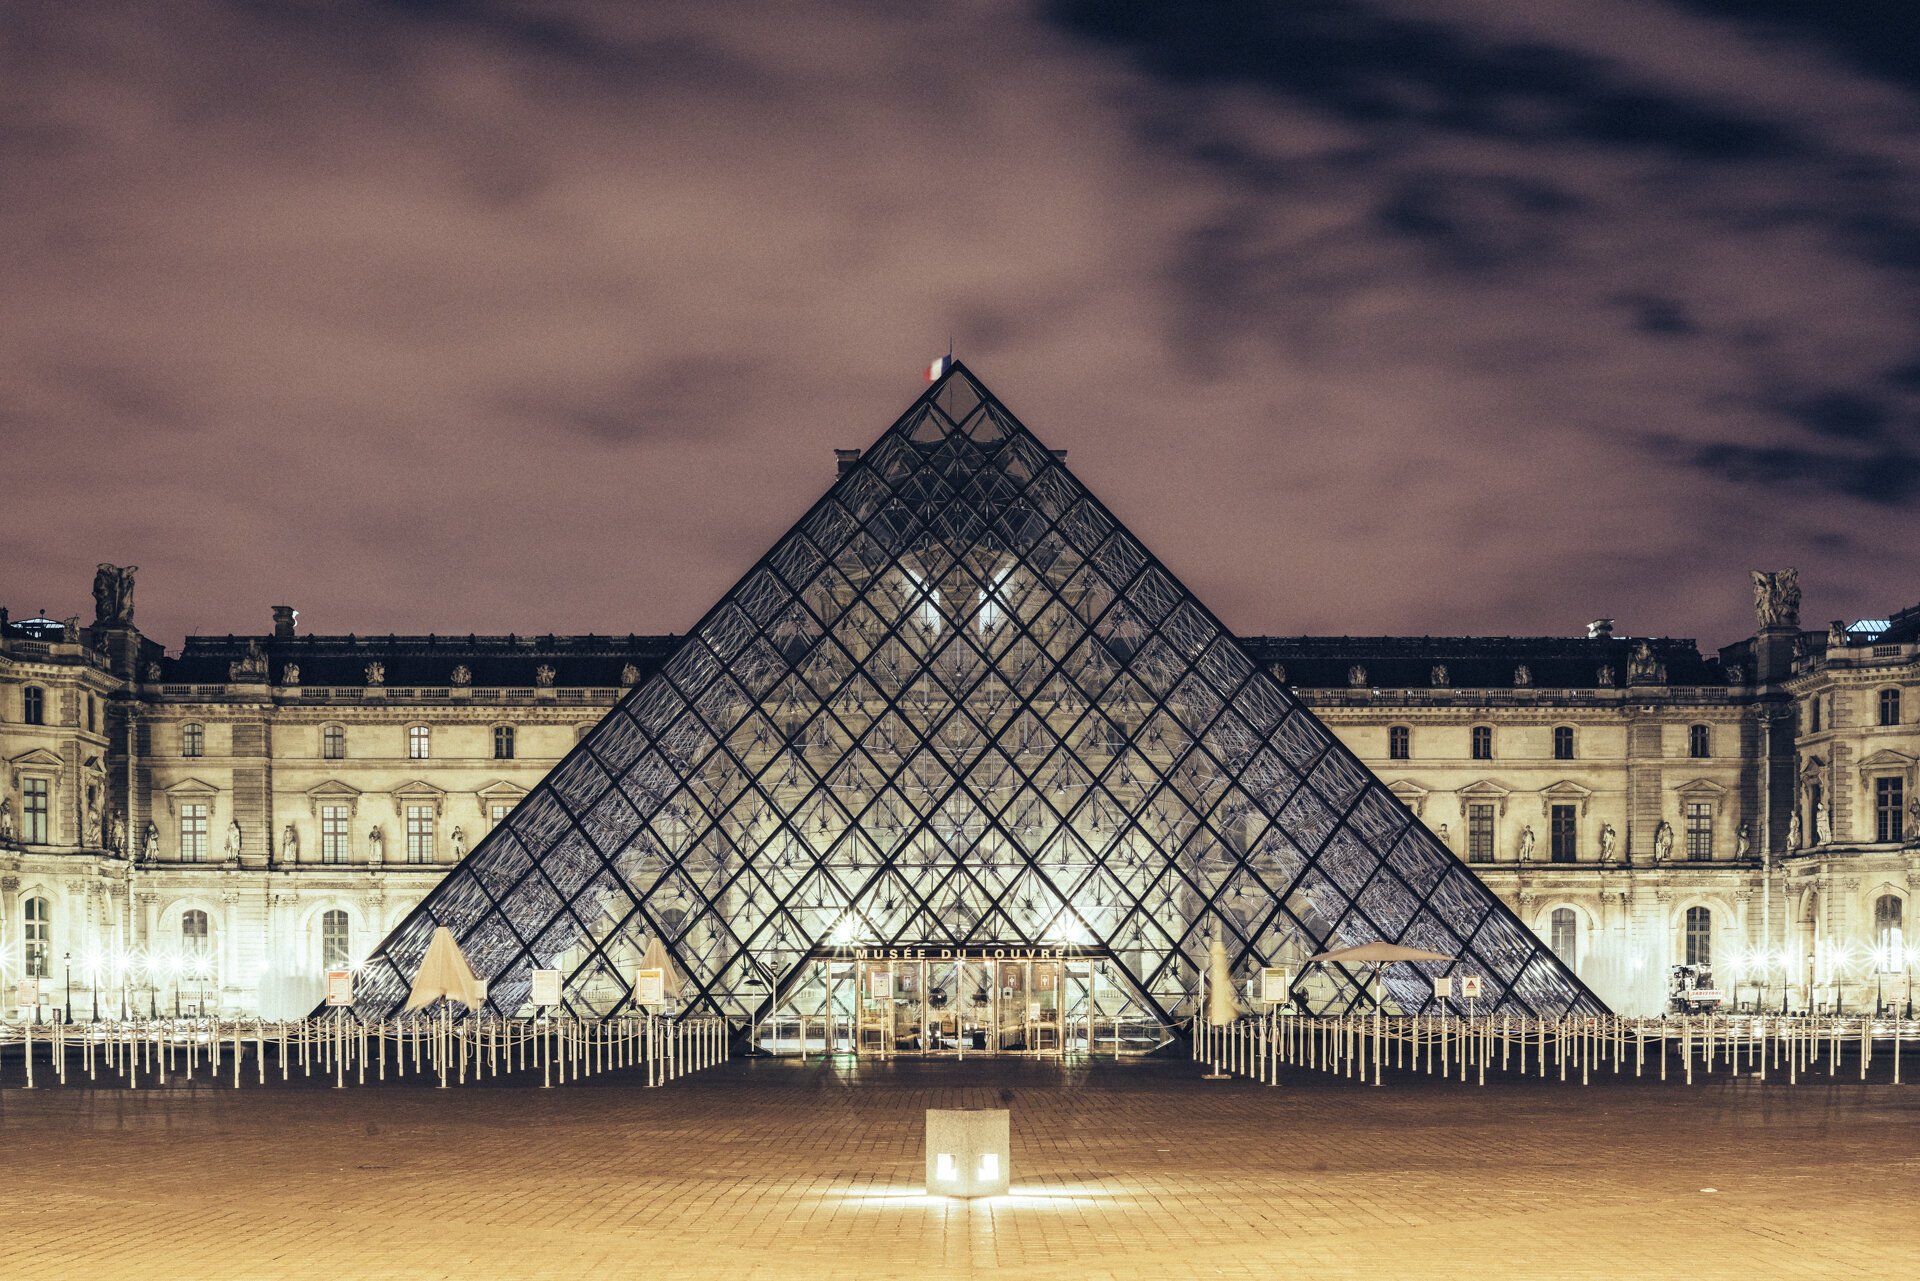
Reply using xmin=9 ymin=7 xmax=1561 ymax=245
xmin=3 ymin=560 xmax=1915 ymax=1019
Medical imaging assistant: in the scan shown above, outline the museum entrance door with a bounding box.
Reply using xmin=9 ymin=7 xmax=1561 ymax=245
xmin=755 ymin=948 xmax=1176 ymax=1058
xmin=853 ymin=956 xmax=1062 ymax=1057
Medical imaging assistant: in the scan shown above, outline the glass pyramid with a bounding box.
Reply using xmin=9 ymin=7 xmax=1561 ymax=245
xmin=345 ymin=364 xmax=1609 ymax=1027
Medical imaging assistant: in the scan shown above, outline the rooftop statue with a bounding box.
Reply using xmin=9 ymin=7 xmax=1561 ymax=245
xmin=92 ymin=563 xmax=137 ymax=626
xmin=1752 ymin=568 xmax=1801 ymax=628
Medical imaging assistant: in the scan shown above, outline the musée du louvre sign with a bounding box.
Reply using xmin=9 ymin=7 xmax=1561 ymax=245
xmin=820 ymin=945 xmax=1105 ymax=962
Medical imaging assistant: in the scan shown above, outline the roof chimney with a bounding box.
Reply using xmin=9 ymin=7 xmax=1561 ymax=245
xmin=272 ymin=605 xmax=298 ymax=639
xmin=1586 ymin=618 xmax=1614 ymax=639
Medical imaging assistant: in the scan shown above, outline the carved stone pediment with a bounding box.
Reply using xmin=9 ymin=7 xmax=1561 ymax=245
xmin=392 ymin=779 xmax=448 ymax=816
xmin=477 ymin=780 xmax=529 ymax=806
xmin=1857 ymin=748 xmax=1916 ymax=782
xmin=1386 ymin=779 xmax=1431 ymax=817
xmin=1674 ymin=777 xmax=1731 ymax=816
xmin=161 ymin=777 xmax=220 ymax=815
xmin=305 ymin=779 xmax=363 ymax=818
xmin=1539 ymin=780 xmax=1594 ymax=817
xmin=1457 ymin=779 xmax=1514 ymax=817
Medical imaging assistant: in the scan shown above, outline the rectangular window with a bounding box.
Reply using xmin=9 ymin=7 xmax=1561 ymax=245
xmin=320 ymin=805 xmax=350 ymax=864
xmin=1553 ymin=726 xmax=1574 ymax=760
xmin=1471 ymin=726 xmax=1492 ymax=760
xmin=1685 ymin=907 xmax=1712 ymax=967
xmin=1685 ymin=801 xmax=1713 ymax=861
xmin=406 ymin=805 xmax=434 ymax=864
xmin=489 ymin=803 xmax=510 ymax=829
xmin=1388 ymin=726 xmax=1410 ymax=760
xmin=1878 ymin=777 xmax=1906 ymax=844
xmin=408 ymin=726 xmax=430 ymax=760
xmin=1689 ymin=724 xmax=1711 ymax=758
xmin=180 ymin=803 xmax=209 ymax=861
xmin=321 ymin=910 xmax=352 ymax=970
xmin=23 ymin=898 xmax=52 ymax=978
xmin=1550 ymin=805 xmax=1577 ymax=863
xmin=1468 ymin=804 xmax=1495 ymax=863
xmin=22 ymin=778 xmax=49 ymax=845
xmin=323 ymin=725 xmax=345 ymax=760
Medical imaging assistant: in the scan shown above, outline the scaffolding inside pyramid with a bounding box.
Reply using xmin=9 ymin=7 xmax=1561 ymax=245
xmin=343 ymin=365 xmax=1610 ymax=1035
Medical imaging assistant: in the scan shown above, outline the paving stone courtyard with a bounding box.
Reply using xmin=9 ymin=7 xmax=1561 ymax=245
xmin=1 ymin=1054 xmax=1914 ymax=1280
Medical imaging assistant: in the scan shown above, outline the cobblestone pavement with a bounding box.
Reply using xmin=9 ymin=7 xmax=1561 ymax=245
xmin=2 ymin=1055 xmax=1915 ymax=1281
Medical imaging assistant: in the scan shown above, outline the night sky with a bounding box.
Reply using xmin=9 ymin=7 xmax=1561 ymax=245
xmin=5 ymin=2 xmax=1919 ymax=652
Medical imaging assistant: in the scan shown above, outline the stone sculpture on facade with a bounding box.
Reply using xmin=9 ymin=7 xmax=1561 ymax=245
xmin=1788 ymin=809 xmax=1802 ymax=852
xmin=1752 ymin=568 xmax=1801 ymax=627
xmin=1599 ymin=822 xmax=1618 ymax=863
xmin=1435 ymin=822 xmax=1450 ymax=847
xmin=1826 ymin=620 xmax=1850 ymax=650
xmin=0 ymin=797 xmax=14 ymax=846
xmin=1736 ymin=824 xmax=1751 ymax=858
xmin=142 ymin=821 xmax=159 ymax=863
xmin=450 ymin=826 xmax=467 ymax=860
xmin=1513 ymin=664 xmax=1531 ymax=687
xmin=1815 ymin=801 xmax=1832 ymax=847
xmin=145 ymin=661 xmax=162 ymax=682
xmin=109 ymin=811 xmax=126 ymax=855
xmin=281 ymin=663 xmax=300 ymax=685
xmin=1596 ymin=664 xmax=1615 ymax=687
xmin=224 ymin=819 xmax=243 ymax=864
xmin=368 ymin=825 xmax=385 ymax=864
xmin=1907 ymin=797 xmax=1920 ymax=845
xmin=451 ymin=664 xmax=473 ymax=687
xmin=1430 ymin=664 xmax=1449 ymax=687
xmin=1347 ymin=664 xmax=1367 ymax=688
xmin=281 ymin=823 xmax=298 ymax=865
xmin=84 ymin=802 xmax=102 ymax=848
xmin=365 ymin=661 xmax=386 ymax=686
xmin=535 ymin=664 xmax=556 ymax=688
xmin=620 ymin=663 xmax=641 ymax=687
xmin=1518 ymin=825 xmax=1536 ymax=862
xmin=91 ymin=563 xmax=137 ymax=625
xmin=1652 ymin=820 xmax=1674 ymax=864
xmin=229 ymin=641 xmax=269 ymax=682
xmin=1628 ymin=642 xmax=1662 ymax=683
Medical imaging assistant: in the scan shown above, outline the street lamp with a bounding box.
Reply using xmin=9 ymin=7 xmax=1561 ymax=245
xmin=62 ymin=951 xmax=72 ymax=1025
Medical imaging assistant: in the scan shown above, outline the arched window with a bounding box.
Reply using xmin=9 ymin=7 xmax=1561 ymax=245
xmin=1689 ymin=724 xmax=1711 ymax=758
xmin=181 ymin=908 xmax=210 ymax=952
xmin=1874 ymin=895 xmax=1905 ymax=973
xmin=182 ymin=722 xmax=205 ymax=758
xmin=1683 ymin=906 xmax=1712 ymax=968
xmin=1471 ymin=725 xmax=1493 ymax=760
xmin=321 ymin=909 xmax=352 ymax=970
xmin=1388 ymin=725 xmax=1410 ymax=760
xmin=1881 ymin=688 xmax=1902 ymax=727
xmin=1553 ymin=726 xmax=1575 ymax=760
xmin=22 ymin=685 xmax=45 ymax=725
xmin=22 ymin=896 xmax=52 ymax=978
xmin=494 ymin=725 xmax=516 ymax=760
xmin=408 ymin=725 xmax=431 ymax=760
xmin=322 ymin=724 xmax=346 ymax=760
xmin=1549 ymin=907 xmax=1578 ymax=967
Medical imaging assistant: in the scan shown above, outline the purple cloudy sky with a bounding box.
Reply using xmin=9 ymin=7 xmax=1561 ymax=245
xmin=5 ymin=1 xmax=1918 ymax=652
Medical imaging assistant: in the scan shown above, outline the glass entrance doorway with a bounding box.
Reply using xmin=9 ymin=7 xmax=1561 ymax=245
xmin=854 ymin=956 xmax=1062 ymax=1056
xmin=756 ymin=949 xmax=1176 ymax=1058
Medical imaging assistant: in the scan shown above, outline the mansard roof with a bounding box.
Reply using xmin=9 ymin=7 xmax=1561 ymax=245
xmin=159 ymin=633 xmax=677 ymax=688
xmin=1239 ymin=634 xmax=1722 ymax=689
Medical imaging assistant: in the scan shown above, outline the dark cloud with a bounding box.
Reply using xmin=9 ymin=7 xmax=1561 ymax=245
xmin=2 ymin=0 xmax=1919 ymax=653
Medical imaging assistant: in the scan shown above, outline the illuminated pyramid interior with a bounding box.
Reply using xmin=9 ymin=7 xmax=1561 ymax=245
xmin=347 ymin=364 xmax=1609 ymax=1030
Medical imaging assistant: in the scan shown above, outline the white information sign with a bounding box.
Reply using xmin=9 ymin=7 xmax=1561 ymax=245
xmin=870 ymin=969 xmax=894 ymax=1000
xmin=1260 ymin=967 xmax=1292 ymax=1004
xmin=14 ymin=979 xmax=42 ymax=1007
xmin=1432 ymin=975 xmax=1455 ymax=1000
xmin=324 ymin=969 xmax=355 ymax=1007
xmin=530 ymin=968 xmax=563 ymax=1007
xmin=634 ymin=968 xmax=666 ymax=1005
xmin=1460 ymin=975 xmax=1483 ymax=1000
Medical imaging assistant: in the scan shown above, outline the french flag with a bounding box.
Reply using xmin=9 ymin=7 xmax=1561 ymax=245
xmin=926 ymin=354 xmax=954 ymax=382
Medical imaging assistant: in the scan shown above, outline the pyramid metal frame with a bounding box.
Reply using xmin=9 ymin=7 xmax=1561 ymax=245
xmin=344 ymin=364 xmax=1610 ymax=1027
